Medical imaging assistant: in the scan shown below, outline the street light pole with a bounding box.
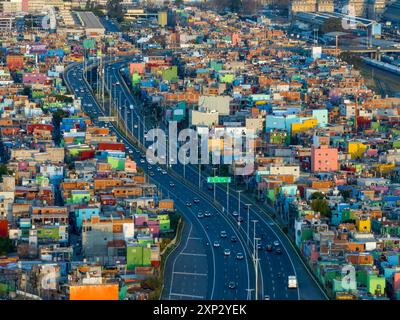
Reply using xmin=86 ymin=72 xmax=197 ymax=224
xmin=137 ymin=114 xmax=140 ymax=146
xmin=143 ymin=115 xmax=146 ymax=146
xmin=254 ymin=237 xmax=260 ymax=301
xmin=237 ymin=190 xmax=243 ymax=229
xmin=212 ymin=167 xmax=217 ymax=202
xmin=245 ymin=204 xmax=251 ymax=246
xmin=198 ymin=164 xmax=201 ymax=189
xmin=130 ymin=105 xmax=134 ymax=135
xmin=124 ymin=102 xmax=128 ymax=137
xmin=226 ymin=182 xmax=229 ymax=215
xmin=252 ymin=220 xmax=258 ymax=259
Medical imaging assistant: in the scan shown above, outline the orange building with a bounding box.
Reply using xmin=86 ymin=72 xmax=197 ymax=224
xmin=69 ymin=284 xmax=119 ymax=300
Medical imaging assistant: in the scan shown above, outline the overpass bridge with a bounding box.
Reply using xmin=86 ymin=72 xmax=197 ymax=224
xmin=339 ymin=47 xmax=400 ymax=60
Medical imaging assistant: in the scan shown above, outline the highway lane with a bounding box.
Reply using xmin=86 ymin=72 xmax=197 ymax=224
xmin=102 ymin=60 xmax=295 ymax=299
xmin=101 ymin=66 xmax=253 ymax=300
xmin=64 ymin=62 xmax=253 ymax=300
xmin=173 ymin=154 xmax=326 ymax=300
xmin=105 ymin=59 xmax=327 ymax=300
xmin=101 ymin=60 xmax=261 ymax=299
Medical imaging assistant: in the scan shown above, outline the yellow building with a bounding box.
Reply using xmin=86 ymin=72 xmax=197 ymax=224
xmin=348 ymin=141 xmax=368 ymax=160
xmin=356 ymin=215 xmax=371 ymax=233
xmin=291 ymin=118 xmax=318 ymax=134
xmin=158 ymin=11 xmax=167 ymax=27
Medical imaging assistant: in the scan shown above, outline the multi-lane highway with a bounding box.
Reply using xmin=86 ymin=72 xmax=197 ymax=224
xmin=64 ymin=53 xmax=328 ymax=300
xmin=64 ymin=60 xmax=255 ymax=300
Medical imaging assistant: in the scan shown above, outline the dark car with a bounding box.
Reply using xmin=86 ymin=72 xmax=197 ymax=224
xmin=186 ymin=202 xmax=192 ymax=207
xmin=275 ymin=248 xmax=282 ymax=255
xmin=228 ymin=281 xmax=236 ymax=289
xmin=266 ymin=244 xmax=273 ymax=252
xmin=204 ymin=211 xmax=211 ymax=217
xmin=231 ymin=236 xmax=237 ymax=243
xmin=237 ymin=216 xmax=244 ymax=223
xmin=236 ymin=252 xmax=244 ymax=260
xmin=193 ymin=198 xmax=200 ymax=204
xmin=207 ymin=185 xmax=214 ymax=190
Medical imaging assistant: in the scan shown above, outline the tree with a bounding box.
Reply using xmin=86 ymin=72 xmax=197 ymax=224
xmin=107 ymin=0 xmax=124 ymax=22
xmin=340 ymin=189 xmax=352 ymax=201
xmin=175 ymin=0 xmax=184 ymax=6
xmin=311 ymin=198 xmax=331 ymax=218
xmin=137 ymin=167 xmax=144 ymax=174
xmin=0 ymin=164 xmax=12 ymax=182
xmin=22 ymin=86 xmax=32 ymax=97
xmin=310 ymin=192 xmax=325 ymax=200
xmin=0 ymin=238 xmax=14 ymax=255
xmin=85 ymin=0 xmax=92 ymax=10
xmin=52 ymin=109 xmax=69 ymax=124
xmin=54 ymin=94 xmax=73 ymax=103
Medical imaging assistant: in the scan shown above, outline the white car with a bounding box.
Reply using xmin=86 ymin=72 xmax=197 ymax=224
xmin=288 ymin=275 xmax=297 ymax=289
xmin=140 ymin=159 xmax=145 ymax=163
xmin=273 ymin=240 xmax=280 ymax=247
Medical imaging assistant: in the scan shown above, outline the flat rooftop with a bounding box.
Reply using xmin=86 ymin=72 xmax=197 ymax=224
xmin=76 ymin=11 xmax=105 ymax=30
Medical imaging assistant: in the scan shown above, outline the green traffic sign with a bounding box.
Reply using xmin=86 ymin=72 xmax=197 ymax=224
xmin=207 ymin=176 xmax=231 ymax=183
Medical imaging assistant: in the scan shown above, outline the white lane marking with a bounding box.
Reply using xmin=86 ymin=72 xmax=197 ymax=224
xmin=170 ymin=293 xmax=205 ymax=299
xmin=188 ymin=237 xmax=202 ymax=240
xmin=173 ymin=272 xmax=208 ymax=276
xmin=169 ymin=223 xmax=194 ymax=298
xmin=180 ymin=253 xmax=207 ymax=257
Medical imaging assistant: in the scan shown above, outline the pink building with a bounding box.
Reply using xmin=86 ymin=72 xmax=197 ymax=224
xmin=148 ymin=220 xmax=160 ymax=237
xmin=232 ymin=33 xmax=241 ymax=46
xmin=21 ymin=0 xmax=29 ymax=11
xmin=129 ymin=63 xmax=145 ymax=75
xmin=134 ymin=214 xmax=148 ymax=226
xmin=311 ymin=145 xmax=338 ymax=173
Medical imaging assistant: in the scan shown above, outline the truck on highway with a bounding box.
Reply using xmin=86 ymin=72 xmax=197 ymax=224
xmin=288 ymin=275 xmax=297 ymax=289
